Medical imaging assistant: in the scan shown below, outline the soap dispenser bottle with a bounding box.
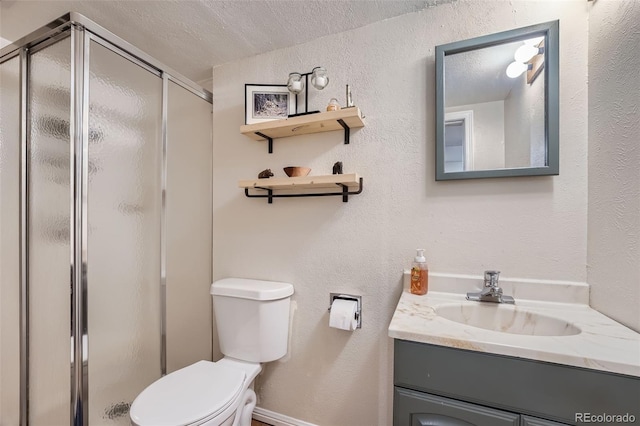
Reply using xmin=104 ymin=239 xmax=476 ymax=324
xmin=410 ymin=249 xmax=428 ymax=295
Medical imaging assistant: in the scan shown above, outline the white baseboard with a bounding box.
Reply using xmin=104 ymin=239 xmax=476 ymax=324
xmin=253 ymin=407 xmax=318 ymax=426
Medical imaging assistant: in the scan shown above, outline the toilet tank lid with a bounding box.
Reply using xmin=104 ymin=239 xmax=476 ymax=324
xmin=211 ymin=278 xmax=294 ymax=301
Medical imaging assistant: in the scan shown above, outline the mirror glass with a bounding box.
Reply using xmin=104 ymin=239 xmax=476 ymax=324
xmin=436 ymin=21 xmax=559 ymax=180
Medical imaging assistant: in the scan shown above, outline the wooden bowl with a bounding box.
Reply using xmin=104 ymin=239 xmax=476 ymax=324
xmin=283 ymin=166 xmax=311 ymax=177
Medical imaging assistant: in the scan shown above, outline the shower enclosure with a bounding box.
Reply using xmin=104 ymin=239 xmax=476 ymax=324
xmin=1 ymin=13 xmax=213 ymax=425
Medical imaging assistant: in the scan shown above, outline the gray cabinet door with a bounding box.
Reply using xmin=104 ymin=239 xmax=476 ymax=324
xmin=394 ymin=387 xmax=520 ymax=426
xmin=521 ymin=415 xmax=570 ymax=426
xmin=394 ymin=339 xmax=640 ymax=424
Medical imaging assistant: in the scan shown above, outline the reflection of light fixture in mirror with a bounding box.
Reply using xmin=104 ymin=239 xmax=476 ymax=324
xmin=506 ymin=39 xmax=544 ymax=84
xmin=287 ymin=67 xmax=329 ymax=117
xmin=506 ymin=61 xmax=531 ymax=78
xmin=514 ymin=43 xmax=544 ymax=63
xmin=524 ymin=36 xmax=545 ymax=46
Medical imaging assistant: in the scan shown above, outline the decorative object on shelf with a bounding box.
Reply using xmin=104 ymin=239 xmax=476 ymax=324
xmin=287 ymin=72 xmax=303 ymax=93
xmin=345 ymin=84 xmax=354 ymax=108
xmin=258 ymin=169 xmax=274 ymax=179
xmin=332 ymin=161 xmax=343 ymax=174
xmin=245 ymin=84 xmax=296 ymax=125
xmin=286 ymin=66 xmax=329 ymax=117
xmin=283 ymin=166 xmax=311 ymax=177
xmin=327 ymin=98 xmax=341 ymax=112
xmin=311 ymin=67 xmax=329 ymax=89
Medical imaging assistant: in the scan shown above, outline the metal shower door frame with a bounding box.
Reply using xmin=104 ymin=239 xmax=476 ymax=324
xmin=1 ymin=13 xmax=213 ymax=426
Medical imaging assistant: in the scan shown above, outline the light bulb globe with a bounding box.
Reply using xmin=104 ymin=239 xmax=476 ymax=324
xmin=311 ymin=67 xmax=329 ymax=90
xmin=287 ymin=72 xmax=304 ymax=94
xmin=514 ymin=44 xmax=540 ymax=63
xmin=506 ymin=61 xmax=528 ymax=78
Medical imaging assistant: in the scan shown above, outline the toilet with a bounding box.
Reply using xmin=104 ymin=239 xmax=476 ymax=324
xmin=129 ymin=278 xmax=294 ymax=426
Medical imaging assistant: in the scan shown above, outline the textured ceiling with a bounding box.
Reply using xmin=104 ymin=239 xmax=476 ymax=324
xmin=445 ymin=40 xmax=521 ymax=107
xmin=0 ymin=0 xmax=444 ymax=83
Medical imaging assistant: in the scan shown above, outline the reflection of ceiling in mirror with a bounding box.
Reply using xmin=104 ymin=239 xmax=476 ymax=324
xmin=445 ymin=40 xmax=523 ymax=107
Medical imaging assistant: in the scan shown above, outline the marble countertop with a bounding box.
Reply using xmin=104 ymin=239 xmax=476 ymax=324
xmin=388 ymin=273 xmax=640 ymax=377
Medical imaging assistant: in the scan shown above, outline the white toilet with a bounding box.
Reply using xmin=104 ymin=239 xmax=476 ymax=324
xmin=130 ymin=278 xmax=294 ymax=426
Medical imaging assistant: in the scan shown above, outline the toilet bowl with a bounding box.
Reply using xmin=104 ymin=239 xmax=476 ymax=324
xmin=129 ymin=358 xmax=260 ymax=426
xmin=130 ymin=278 xmax=294 ymax=426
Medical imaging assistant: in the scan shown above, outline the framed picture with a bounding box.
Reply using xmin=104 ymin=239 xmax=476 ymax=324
xmin=245 ymin=84 xmax=296 ymax=125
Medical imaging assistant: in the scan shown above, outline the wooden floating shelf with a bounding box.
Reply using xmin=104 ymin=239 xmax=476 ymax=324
xmin=239 ymin=173 xmax=363 ymax=203
xmin=239 ymin=173 xmax=361 ymax=190
xmin=240 ymin=108 xmax=365 ymax=153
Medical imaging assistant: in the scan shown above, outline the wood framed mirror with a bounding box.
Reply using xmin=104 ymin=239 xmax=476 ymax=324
xmin=435 ymin=21 xmax=559 ymax=180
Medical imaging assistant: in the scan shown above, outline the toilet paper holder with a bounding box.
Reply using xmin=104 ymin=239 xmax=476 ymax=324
xmin=328 ymin=293 xmax=362 ymax=329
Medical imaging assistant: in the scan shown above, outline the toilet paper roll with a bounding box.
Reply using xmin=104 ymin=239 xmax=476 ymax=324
xmin=329 ymin=299 xmax=358 ymax=331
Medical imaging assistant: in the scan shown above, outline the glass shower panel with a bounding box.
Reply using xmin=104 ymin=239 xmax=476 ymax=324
xmin=165 ymin=81 xmax=212 ymax=372
xmin=0 ymin=55 xmax=21 ymax=426
xmin=27 ymin=37 xmax=72 ymax=426
xmin=87 ymin=40 xmax=162 ymax=425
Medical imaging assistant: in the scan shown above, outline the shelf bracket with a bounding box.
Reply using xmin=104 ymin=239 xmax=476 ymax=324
xmin=246 ymin=187 xmax=274 ymax=203
xmin=255 ymin=132 xmax=273 ymax=153
xmin=338 ymin=183 xmax=349 ymax=202
xmin=337 ymin=119 xmax=350 ymax=144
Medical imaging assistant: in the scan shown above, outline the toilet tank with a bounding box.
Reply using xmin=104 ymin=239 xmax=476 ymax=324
xmin=211 ymin=278 xmax=294 ymax=363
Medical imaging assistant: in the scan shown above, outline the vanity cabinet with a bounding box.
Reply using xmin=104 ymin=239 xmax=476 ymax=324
xmin=393 ymin=340 xmax=640 ymax=426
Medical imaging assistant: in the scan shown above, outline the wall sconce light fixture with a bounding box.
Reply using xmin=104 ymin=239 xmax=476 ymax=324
xmin=287 ymin=66 xmax=329 ymax=117
xmin=506 ymin=37 xmax=545 ymax=84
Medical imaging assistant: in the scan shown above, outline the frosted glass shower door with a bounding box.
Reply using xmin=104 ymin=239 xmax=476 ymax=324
xmin=0 ymin=54 xmax=21 ymax=426
xmin=28 ymin=38 xmax=72 ymax=426
xmin=87 ymin=40 xmax=162 ymax=424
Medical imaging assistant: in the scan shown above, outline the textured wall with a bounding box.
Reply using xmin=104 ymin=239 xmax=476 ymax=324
xmin=212 ymin=1 xmax=588 ymax=425
xmin=504 ymin=67 xmax=545 ymax=168
xmin=448 ymin=101 xmax=506 ymax=170
xmin=588 ymin=0 xmax=640 ymax=332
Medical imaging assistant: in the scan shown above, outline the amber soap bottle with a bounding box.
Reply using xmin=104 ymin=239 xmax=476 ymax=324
xmin=410 ymin=249 xmax=428 ymax=295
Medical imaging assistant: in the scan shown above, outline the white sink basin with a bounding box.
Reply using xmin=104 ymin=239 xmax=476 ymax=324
xmin=435 ymin=303 xmax=582 ymax=336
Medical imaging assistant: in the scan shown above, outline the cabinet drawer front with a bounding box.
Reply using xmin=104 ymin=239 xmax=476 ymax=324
xmin=394 ymin=387 xmax=519 ymax=426
xmin=521 ymin=415 xmax=570 ymax=426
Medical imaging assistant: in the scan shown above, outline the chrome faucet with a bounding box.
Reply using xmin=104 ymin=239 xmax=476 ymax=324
xmin=466 ymin=270 xmax=515 ymax=304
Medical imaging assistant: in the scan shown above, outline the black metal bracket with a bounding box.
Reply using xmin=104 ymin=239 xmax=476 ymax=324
xmin=255 ymin=132 xmax=273 ymax=154
xmin=337 ymin=119 xmax=350 ymax=144
xmin=250 ymin=186 xmax=273 ymax=203
xmin=244 ymin=178 xmax=363 ymax=204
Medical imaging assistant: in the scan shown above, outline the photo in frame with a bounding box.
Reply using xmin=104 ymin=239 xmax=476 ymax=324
xmin=245 ymin=84 xmax=296 ymax=125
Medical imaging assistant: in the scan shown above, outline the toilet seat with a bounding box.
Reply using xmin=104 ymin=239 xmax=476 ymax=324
xmin=130 ymin=360 xmax=246 ymax=426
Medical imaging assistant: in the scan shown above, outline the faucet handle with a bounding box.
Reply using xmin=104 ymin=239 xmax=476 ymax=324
xmin=484 ymin=270 xmax=501 ymax=287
